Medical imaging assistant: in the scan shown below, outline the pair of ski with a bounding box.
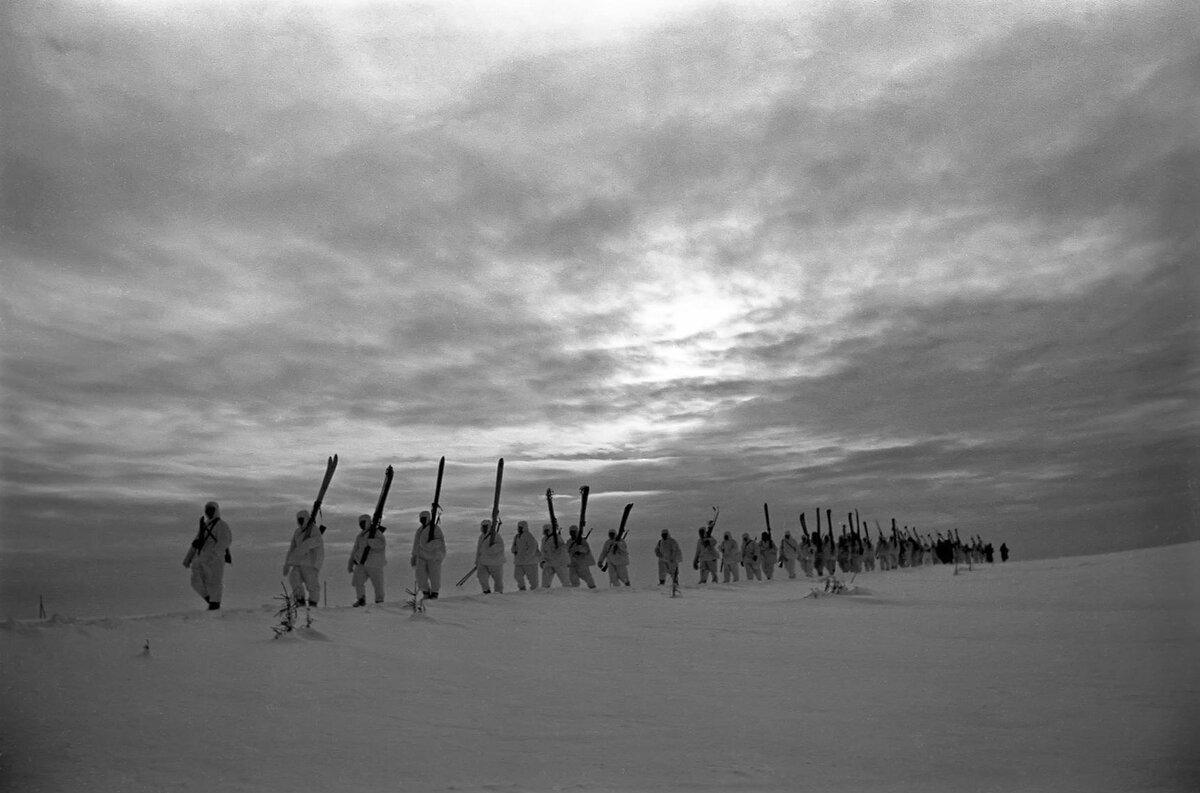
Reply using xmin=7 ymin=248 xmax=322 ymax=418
xmin=455 ymin=458 xmax=504 ymax=587
xmin=546 ymin=485 xmax=594 ymax=545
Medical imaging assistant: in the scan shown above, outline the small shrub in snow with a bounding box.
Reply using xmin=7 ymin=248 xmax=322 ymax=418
xmin=272 ymin=582 xmax=313 ymax=638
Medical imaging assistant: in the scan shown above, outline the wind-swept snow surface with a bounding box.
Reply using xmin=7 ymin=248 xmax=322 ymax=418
xmin=3 ymin=544 xmax=1197 ymax=793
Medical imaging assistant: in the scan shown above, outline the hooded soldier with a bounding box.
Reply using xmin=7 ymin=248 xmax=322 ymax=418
xmin=654 ymin=529 xmax=683 ymax=585
xmin=348 ymin=513 xmax=387 ymax=606
xmin=567 ymin=525 xmax=597 ymax=589
xmin=741 ymin=532 xmax=762 ymax=581
xmin=475 ymin=519 xmax=506 ymax=594
xmin=719 ymin=531 xmax=740 ymax=582
xmin=283 ymin=509 xmax=325 ymax=607
xmin=596 ymin=528 xmax=631 ymax=587
xmin=540 ymin=523 xmax=571 ymax=588
xmin=184 ymin=501 xmax=232 ymax=610
xmin=510 ymin=520 xmax=541 ymax=590
xmin=411 ymin=509 xmax=446 ymax=599
xmin=759 ymin=531 xmax=778 ymax=581
xmin=693 ymin=526 xmax=720 ymax=584
xmin=779 ymin=530 xmax=800 ymax=579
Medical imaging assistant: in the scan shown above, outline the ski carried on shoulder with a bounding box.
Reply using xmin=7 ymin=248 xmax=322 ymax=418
xmin=578 ymin=485 xmax=590 ymax=540
xmin=487 ymin=458 xmax=504 ymax=545
xmin=615 ymin=502 xmax=634 ymax=542
xmin=302 ymin=454 xmax=339 ymax=539
xmin=545 ymin=489 xmax=562 ymax=547
xmin=429 ymin=456 xmax=445 ymax=538
xmin=359 ymin=465 xmax=394 ymax=565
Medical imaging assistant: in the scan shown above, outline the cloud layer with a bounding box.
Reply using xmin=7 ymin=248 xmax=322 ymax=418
xmin=2 ymin=0 xmax=1196 ymax=561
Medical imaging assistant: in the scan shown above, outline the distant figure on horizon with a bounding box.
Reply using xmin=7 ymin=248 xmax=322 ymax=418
xmin=411 ymin=510 xmax=446 ymax=600
xmin=540 ymin=524 xmax=571 ymax=588
xmin=1000 ymin=543 xmax=1009 ymax=563
xmin=759 ymin=532 xmax=778 ymax=580
xmin=510 ymin=520 xmax=541 ymax=591
xmin=597 ymin=528 xmax=631 ymax=587
xmin=655 ymin=529 xmax=683 ymax=586
xmin=779 ymin=531 xmax=799 ymax=579
xmin=348 ymin=513 xmax=386 ymax=606
xmin=741 ymin=533 xmax=762 ymax=581
xmin=693 ymin=526 xmax=720 ymax=584
xmin=183 ymin=500 xmax=232 ymax=611
xmin=283 ymin=509 xmax=324 ymax=607
xmin=475 ymin=520 xmax=506 ymax=594
xmin=719 ymin=531 xmax=740 ymax=582
xmin=567 ymin=525 xmax=598 ymax=589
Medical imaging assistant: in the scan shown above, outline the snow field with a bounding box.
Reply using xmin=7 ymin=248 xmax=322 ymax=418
xmin=2 ymin=543 xmax=1197 ymax=793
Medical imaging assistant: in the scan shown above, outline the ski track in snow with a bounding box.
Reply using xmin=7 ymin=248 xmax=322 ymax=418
xmin=2 ymin=543 xmax=1198 ymax=793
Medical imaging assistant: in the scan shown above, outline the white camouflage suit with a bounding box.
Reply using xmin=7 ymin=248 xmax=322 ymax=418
xmin=184 ymin=501 xmax=232 ymax=608
xmin=476 ymin=521 xmax=506 ymax=593
xmin=348 ymin=515 xmax=387 ymax=604
xmin=510 ymin=522 xmax=541 ymax=590
xmin=284 ymin=509 xmax=324 ymax=605
xmin=540 ymin=525 xmax=571 ymax=588
xmin=411 ymin=512 xmax=446 ymax=598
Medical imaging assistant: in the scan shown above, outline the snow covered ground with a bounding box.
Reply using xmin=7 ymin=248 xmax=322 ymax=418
xmin=3 ymin=543 xmax=1197 ymax=793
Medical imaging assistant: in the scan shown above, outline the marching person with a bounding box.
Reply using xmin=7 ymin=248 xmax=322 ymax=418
xmin=475 ymin=520 xmax=506 ymax=594
xmin=655 ymin=529 xmax=683 ymax=586
xmin=510 ymin=520 xmax=541 ymax=591
xmin=596 ymin=528 xmax=631 ymax=587
xmin=719 ymin=531 xmax=740 ymax=582
xmin=540 ymin=524 xmax=571 ymax=588
xmin=693 ymin=527 xmax=719 ymax=584
xmin=567 ymin=525 xmax=597 ymax=589
xmin=411 ymin=510 xmax=446 ymax=600
xmin=779 ymin=531 xmax=800 ymax=579
xmin=348 ymin=513 xmax=386 ymax=606
xmin=184 ymin=501 xmax=232 ymax=610
xmin=283 ymin=509 xmax=324 ymax=607
xmin=741 ymin=532 xmax=762 ymax=581
xmin=759 ymin=531 xmax=778 ymax=581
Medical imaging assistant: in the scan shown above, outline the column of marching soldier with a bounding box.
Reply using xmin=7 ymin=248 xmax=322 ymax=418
xmin=183 ymin=492 xmax=1006 ymax=611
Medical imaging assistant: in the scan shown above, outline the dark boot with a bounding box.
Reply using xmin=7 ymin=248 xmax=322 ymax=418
xmin=207 ymin=602 xmax=221 ymax=611
xmin=352 ymin=598 xmax=366 ymax=607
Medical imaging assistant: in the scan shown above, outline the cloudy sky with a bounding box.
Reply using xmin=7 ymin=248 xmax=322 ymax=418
xmin=2 ymin=0 xmax=1196 ymax=566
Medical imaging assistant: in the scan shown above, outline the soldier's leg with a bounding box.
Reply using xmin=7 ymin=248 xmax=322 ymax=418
xmin=352 ymin=566 xmax=367 ymax=604
xmin=428 ymin=562 xmax=442 ymax=596
xmin=191 ymin=565 xmax=209 ymax=601
xmin=476 ymin=565 xmax=491 ymax=593
xmin=207 ymin=563 xmax=225 ymax=604
xmin=302 ymin=566 xmax=322 ymax=604
xmin=416 ymin=559 xmax=430 ymax=594
xmin=368 ymin=567 xmax=385 ymax=602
